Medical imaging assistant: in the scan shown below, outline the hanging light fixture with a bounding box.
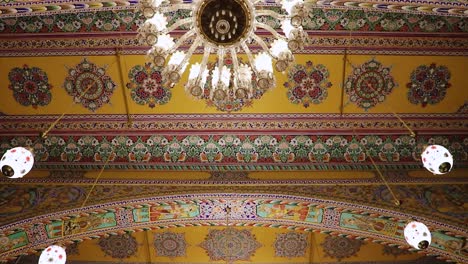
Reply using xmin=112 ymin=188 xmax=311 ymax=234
xmin=137 ymin=0 xmax=308 ymax=109
xmin=404 ymin=221 xmax=431 ymax=250
xmin=0 ymin=147 xmax=34 ymax=179
xmin=421 ymin=145 xmax=453 ymax=175
xmin=38 ymin=245 xmax=67 ymax=264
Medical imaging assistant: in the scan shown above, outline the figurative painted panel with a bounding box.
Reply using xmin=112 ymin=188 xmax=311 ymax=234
xmin=8 ymin=65 xmax=52 ymax=108
xmin=256 ymin=203 xmax=323 ymax=223
xmin=274 ymin=232 xmax=309 ymax=258
xmin=339 ymin=212 xmax=404 ymax=237
xmin=431 ymin=231 xmax=468 ymax=257
xmin=154 ymin=231 xmax=187 ymax=257
xmin=46 ymin=212 xmax=117 ymax=238
xmin=133 ymin=203 xmax=199 ymax=223
xmin=407 ymin=63 xmax=451 ymax=107
xmin=345 ymin=59 xmax=397 ymax=111
xmin=199 ymin=228 xmax=261 ymax=261
xmin=284 ymin=61 xmax=332 ymax=108
xmin=126 ymin=63 xmax=171 ymax=108
xmin=98 ymin=233 xmax=138 ymax=259
xmin=63 ymin=58 xmax=116 ymax=112
xmin=0 ymin=231 xmax=28 ymax=253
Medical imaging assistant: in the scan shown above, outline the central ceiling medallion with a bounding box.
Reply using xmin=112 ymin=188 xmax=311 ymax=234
xmin=196 ymin=0 xmax=253 ymax=47
xmin=137 ymin=0 xmax=310 ymax=111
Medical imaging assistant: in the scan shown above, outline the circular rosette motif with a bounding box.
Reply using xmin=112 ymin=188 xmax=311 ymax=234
xmin=274 ymin=232 xmax=308 ymax=258
xmin=321 ymin=235 xmax=363 ymax=260
xmin=345 ymin=59 xmax=397 ymax=111
xmin=127 ymin=63 xmax=171 ymax=108
xmin=98 ymin=234 xmax=138 ymax=259
xmin=154 ymin=231 xmax=187 ymax=258
xmin=199 ymin=228 xmax=261 ymax=261
xmin=63 ymin=58 xmax=116 ymax=112
xmin=284 ymin=61 xmax=332 ymax=108
xmin=8 ymin=65 xmax=52 ymax=108
xmin=407 ymin=63 xmax=451 ymax=107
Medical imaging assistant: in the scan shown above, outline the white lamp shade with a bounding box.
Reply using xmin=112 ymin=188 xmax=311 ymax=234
xmin=39 ymin=245 xmax=67 ymax=264
xmin=270 ymin=39 xmax=290 ymax=58
xmin=281 ymin=19 xmax=294 ymax=38
xmin=150 ymin=0 xmax=164 ymax=8
xmin=0 ymin=147 xmax=34 ymax=179
xmin=155 ymin=33 xmax=175 ymax=51
xmin=404 ymin=221 xmax=431 ymax=250
xmin=421 ymin=145 xmax=453 ymax=175
xmin=281 ymin=0 xmax=303 ymax=15
xmin=168 ymin=51 xmax=188 ymax=72
xmin=188 ymin=63 xmax=209 ymax=87
xmin=212 ymin=65 xmax=231 ymax=88
xmin=254 ymin=52 xmax=273 ymax=73
xmin=146 ymin=12 xmax=167 ymax=31
xmin=238 ymin=64 xmax=253 ymax=84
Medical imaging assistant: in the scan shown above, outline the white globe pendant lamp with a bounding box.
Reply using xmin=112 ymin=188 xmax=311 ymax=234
xmin=404 ymin=221 xmax=431 ymax=250
xmin=38 ymin=245 xmax=67 ymax=264
xmin=421 ymin=145 xmax=453 ymax=175
xmin=0 ymin=147 xmax=34 ymax=179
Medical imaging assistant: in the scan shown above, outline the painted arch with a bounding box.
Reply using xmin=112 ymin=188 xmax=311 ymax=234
xmin=1 ymin=194 xmax=466 ymax=263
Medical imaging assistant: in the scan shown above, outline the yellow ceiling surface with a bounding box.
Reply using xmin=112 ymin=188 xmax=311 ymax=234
xmin=0 ymin=54 xmax=466 ymax=115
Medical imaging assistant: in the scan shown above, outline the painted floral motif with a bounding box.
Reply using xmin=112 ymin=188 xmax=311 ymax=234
xmin=407 ymin=63 xmax=451 ymax=107
xmin=63 ymin=58 xmax=116 ymax=112
xmin=345 ymin=59 xmax=397 ymax=111
xmin=199 ymin=228 xmax=261 ymax=261
xmin=0 ymin=135 xmax=464 ymax=166
xmin=127 ymin=63 xmax=171 ymax=108
xmin=321 ymin=235 xmax=363 ymax=260
xmin=98 ymin=234 xmax=137 ymax=259
xmin=154 ymin=231 xmax=187 ymax=258
xmin=284 ymin=61 xmax=332 ymax=108
xmin=8 ymin=65 xmax=52 ymax=108
xmin=274 ymin=232 xmax=308 ymax=258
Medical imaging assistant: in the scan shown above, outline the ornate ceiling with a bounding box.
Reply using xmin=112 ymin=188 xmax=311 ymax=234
xmin=0 ymin=0 xmax=467 ymax=263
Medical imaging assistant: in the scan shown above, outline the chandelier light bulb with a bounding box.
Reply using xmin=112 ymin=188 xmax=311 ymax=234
xmin=404 ymin=221 xmax=431 ymax=250
xmin=421 ymin=145 xmax=453 ymax=175
xmin=281 ymin=0 xmax=304 ymax=15
xmin=147 ymin=12 xmax=167 ymax=31
xmin=0 ymin=147 xmax=34 ymax=179
xmin=38 ymin=245 xmax=67 ymax=264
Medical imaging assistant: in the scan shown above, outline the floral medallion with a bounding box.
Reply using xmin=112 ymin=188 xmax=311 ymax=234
xmin=154 ymin=231 xmax=187 ymax=258
xmin=274 ymin=231 xmax=308 ymax=258
xmin=126 ymin=63 xmax=171 ymax=108
xmin=63 ymin=58 xmax=116 ymax=112
xmin=345 ymin=59 xmax=397 ymax=111
xmin=407 ymin=63 xmax=451 ymax=107
xmin=8 ymin=65 xmax=52 ymax=108
xmin=321 ymin=235 xmax=363 ymax=260
xmin=98 ymin=234 xmax=138 ymax=259
xmin=199 ymin=228 xmax=261 ymax=261
xmin=284 ymin=61 xmax=332 ymax=108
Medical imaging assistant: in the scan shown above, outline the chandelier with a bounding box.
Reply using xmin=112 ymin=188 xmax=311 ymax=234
xmin=137 ymin=0 xmax=309 ymax=109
